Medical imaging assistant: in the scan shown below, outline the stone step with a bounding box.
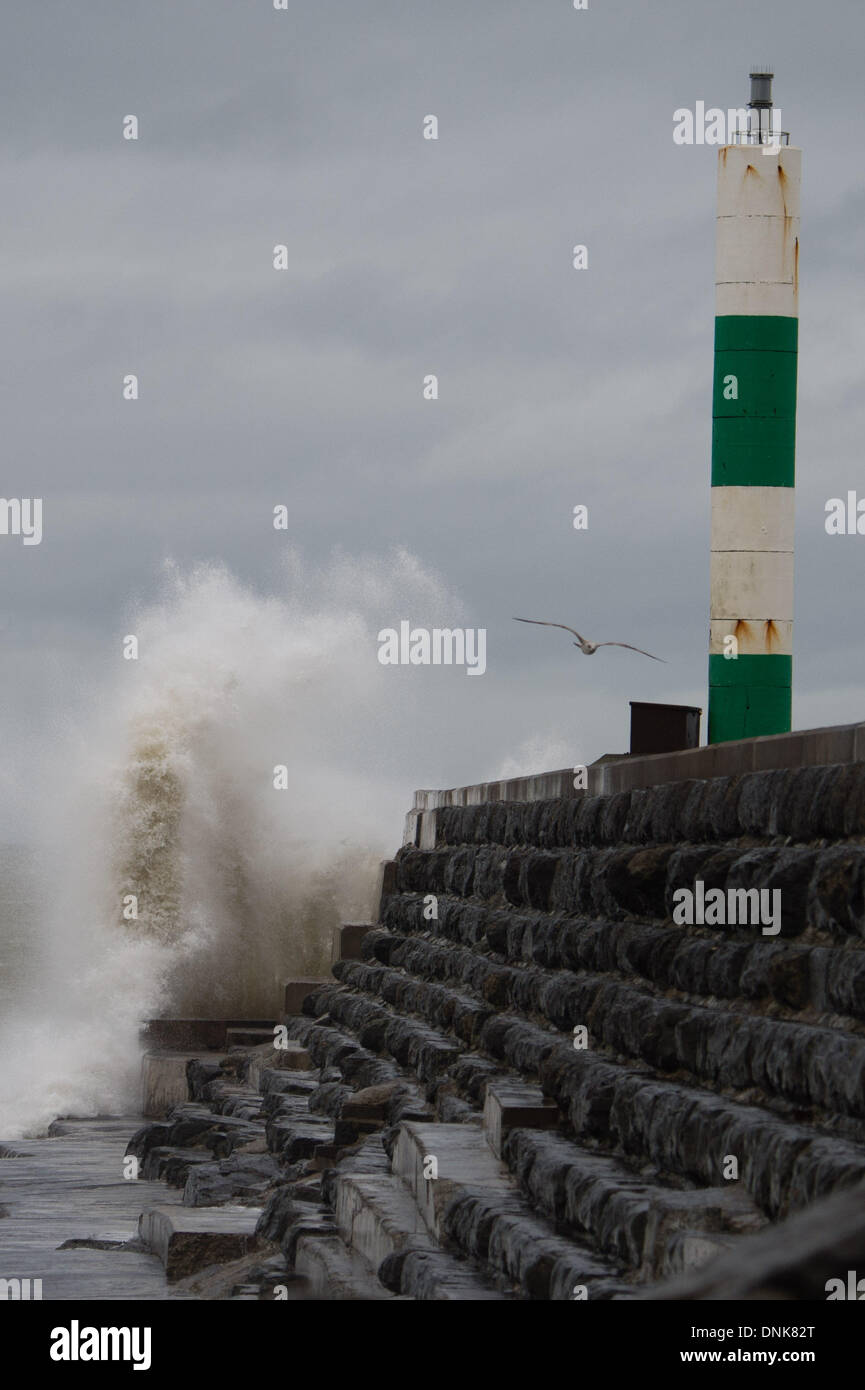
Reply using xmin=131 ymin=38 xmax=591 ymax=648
xmin=501 ymin=1127 xmax=764 ymax=1275
xmin=259 ymin=1069 xmax=320 ymax=1100
xmin=265 ymin=1115 xmax=335 ymax=1162
xmin=182 ymin=1154 xmax=280 ymax=1208
xmin=483 ymin=1081 xmax=560 ymax=1158
xmin=640 ymin=1177 xmax=865 ymax=1300
xmin=299 ymin=981 xmax=463 ymax=1083
xmin=138 ymin=1204 xmax=266 ymax=1282
xmin=540 ymin=1042 xmax=865 ymax=1220
xmin=332 ymin=1167 xmax=506 ymax=1299
xmin=196 ymin=1081 xmax=263 ymax=1109
xmin=262 ymin=1091 xmax=316 ymax=1125
xmin=334 ymin=957 xmax=494 ymax=1046
xmin=385 ymin=907 xmax=864 ymax=1024
xmin=442 ymin=1186 xmax=627 ymax=1300
xmin=272 ymin=1044 xmax=315 ymax=1071
xmin=335 ymin=958 xmax=865 ymax=1168
xmin=392 ymin=1121 xmax=509 ymax=1238
xmin=280 ymin=1014 xmax=403 ymax=1091
xmin=359 ymin=927 xmax=400 ymax=964
xmin=140 ymin=1052 xmax=201 ymax=1119
xmin=216 ymin=1093 xmax=267 ymax=1125
xmin=335 ymin=953 xmax=865 ymax=1123
xmin=127 ymin=1109 xmax=265 ymax=1163
xmin=378 ymin=1244 xmax=510 ymax=1300
xmin=320 ymin=1133 xmax=392 ymax=1205
xmin=341 ymin=1080 xmax=420 ymax=1124
xmin=292 ymin=1233 xmax=396 ymax=1300
xmin=291 ymin=977 xmax=865 ymax=1217
xmin=391 ymin=1120 xmax=625 ymax=1299
xmin=246 ymin=1044 xmax=314 ymax=1089
xmin=169 ymin=959 xmax=865 ymax=1296
xmin=334 ymin=1171 xmax=429 ymax=1268
xmin=660 ymin=1229 xmax=742 ymax=1278
xmin=390 ymin=837 xmax=865 ymax=940
xmin=141 ymin=1146 xmax=216 ymax=1184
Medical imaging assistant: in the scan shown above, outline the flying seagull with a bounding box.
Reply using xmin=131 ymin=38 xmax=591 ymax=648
xmin=513 ymin=617 xmax=666 ymax=662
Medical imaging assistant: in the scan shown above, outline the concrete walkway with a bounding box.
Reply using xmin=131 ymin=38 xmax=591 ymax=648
xmin=0 ymin=1115 xmax=182 ymax=1300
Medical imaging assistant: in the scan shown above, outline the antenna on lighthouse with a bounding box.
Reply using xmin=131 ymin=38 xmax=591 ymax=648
xmin=744 ymin=66 xmax=787 ymax=145
xmin=748 ymin=66 xmax=774 ymax=109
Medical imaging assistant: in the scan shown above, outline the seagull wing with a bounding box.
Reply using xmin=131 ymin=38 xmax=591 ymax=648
xmin=513 ymin=617 xmax=587 ymax=644
xmin=595 ymin=641 xmax=667 ymax=663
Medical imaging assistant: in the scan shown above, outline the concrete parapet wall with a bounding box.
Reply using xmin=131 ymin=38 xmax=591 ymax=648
xmin=406 ymin=721 xmax=865 ymax=843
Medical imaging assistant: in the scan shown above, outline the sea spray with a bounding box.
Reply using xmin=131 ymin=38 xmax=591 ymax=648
xmin=0 ymin=549 xmax=464 ymax=1137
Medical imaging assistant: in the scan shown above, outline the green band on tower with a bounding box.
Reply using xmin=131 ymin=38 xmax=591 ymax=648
xmin=708 ymin=654 xmax=792 ymax=742
xmin=712 ymin=316 xmax=797 ymax=487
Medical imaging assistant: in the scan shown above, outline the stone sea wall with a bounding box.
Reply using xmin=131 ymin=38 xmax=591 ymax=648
xmin=130 ymin=759 xmax=865 ymax=1299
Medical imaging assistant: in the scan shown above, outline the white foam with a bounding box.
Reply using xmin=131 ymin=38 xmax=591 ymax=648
xmin=0 ymin=550 xmax=459 ymax=1138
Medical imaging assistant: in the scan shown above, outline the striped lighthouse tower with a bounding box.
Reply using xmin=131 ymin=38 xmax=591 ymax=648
xmin=708 ymin=70 xmax=800 ymax=744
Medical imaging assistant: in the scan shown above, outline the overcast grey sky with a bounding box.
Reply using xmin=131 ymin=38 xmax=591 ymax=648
xmin=1 ymin=0 xmax=864 ymax=841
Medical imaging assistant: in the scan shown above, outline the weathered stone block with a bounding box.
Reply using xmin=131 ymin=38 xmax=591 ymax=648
xmin=138 ymin=1204 xmax=266 ymax=1281
xmin=483 ymin=1081 xmax=559 ymax=1158
xmin=331 ymin=923 xmax=375 ymax=963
